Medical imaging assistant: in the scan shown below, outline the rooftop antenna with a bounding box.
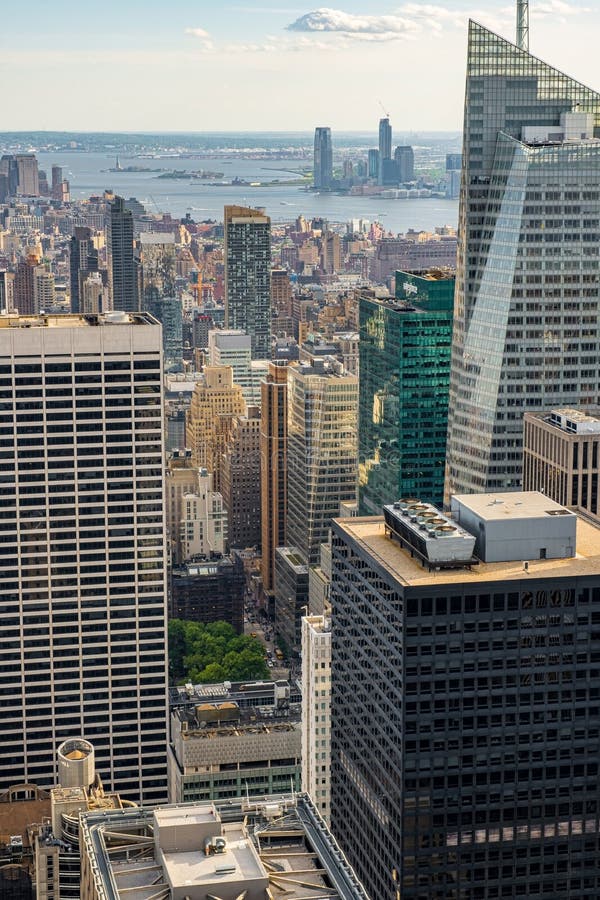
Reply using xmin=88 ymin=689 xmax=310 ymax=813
xmin=517 ymin=0 xmax=529 ymax=51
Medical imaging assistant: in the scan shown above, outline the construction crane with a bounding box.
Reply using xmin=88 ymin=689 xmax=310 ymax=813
xmin=377 ymin=99 xmax=390 ymax=119
xmin=517 ymin=0 xmax=529 ymax=51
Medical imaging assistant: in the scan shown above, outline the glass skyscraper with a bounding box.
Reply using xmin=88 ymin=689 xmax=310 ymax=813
xmin=313 ymin=127 xmax=333 ymax=190
xmin=359 ymin=272 xmax=454 ymax=513
xmin=445 ymin=21 xmax=600 ymax=498
xmin=224 ymin=205 xmax=272 ymax=360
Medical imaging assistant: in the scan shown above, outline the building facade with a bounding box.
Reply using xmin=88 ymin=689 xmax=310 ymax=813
xmin=301 ymin=615 xmax=331 ymax=823
xmin=168 ymin=696 xmax=301 ymax=804
xmin=260 ymin=361 xmax=289 ymax=596
xmin=394 ymin=145 xmax=415 ymax=183
xmin=221 ymin=408 xmax=261 ymax=549
xmin=0 ymin=312 xmax=168 ymax=802
xmin=286 ymin=359 xmax=358 ymax=566
xmin=330 ymin=494 xmax=600 ymax=899
xmin=170 ymin=556 xmax=244 ymax=632
xmin=224 ymin=205 xmax=271 ymax=359
xmin=523 ymin=407 xmax=600 ymax=517
xmin=359 ymin=271 xmax=454 ymax=513
xmin=445 ymin=22 xmax=600 ymax=497
xmin=108 ymin=196 xmax=138 ymax=312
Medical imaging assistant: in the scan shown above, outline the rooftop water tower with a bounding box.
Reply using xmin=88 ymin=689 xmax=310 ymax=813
xmin=56 ymin=738 xmax=95 ymax=790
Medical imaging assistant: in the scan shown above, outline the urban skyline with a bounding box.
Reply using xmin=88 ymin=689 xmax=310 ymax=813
xmin=6 ymin=3 xmax=600 ymax=898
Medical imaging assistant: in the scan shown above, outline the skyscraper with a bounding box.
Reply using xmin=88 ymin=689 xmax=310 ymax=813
xmin=286 ymin=359 xmax=358 ymax=566
xmin=445 ymin=22 xmax=600 ymax=498
xmin=260 ymin=361 xmax=289 ymax=596
xmin=313 ymin=126 xmax=333 ymax=190
xmin=0 ymin=311 xmax=168 ymax=802
xmin=108 ymin=195 xmax=138 ymax=312
xmin=358 ymin=271 xmax=454 ymax=513
xmin=394 ymin=145 xmax=415 ymax=183
xmin=367 ymin=148 xmax=379 ymax=179
xmin=224 ymin=205 xmax=271 ymax=359
xmin=378 ymin=117 xmax=392 ymax=185
xmin=330 ymin=493 xmax=600 ymax=898
xmin=70 ymin=226 xmax=99 ymax=314
xmin=15 ymin=154 xmax=39 ymax=196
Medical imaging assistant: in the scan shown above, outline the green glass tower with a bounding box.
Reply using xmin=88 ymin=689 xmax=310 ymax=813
xmin=359 ymin=271 xmax=454 ymax=513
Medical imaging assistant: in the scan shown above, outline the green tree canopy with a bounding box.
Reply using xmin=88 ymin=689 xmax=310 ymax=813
xmin=168 ymin=619 xmax=270 ymax=684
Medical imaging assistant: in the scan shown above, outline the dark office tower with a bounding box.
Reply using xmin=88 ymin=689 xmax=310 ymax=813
xmin=313 ymin=126 xmax=333 ymax=190
xmin=368 ymin=149 xmax=379 ymax=179
xmin=0 ymin=311 xmax=168 ymax=803
xmin=394 ymin=145 xmax=415 ymax=183
xmin=108 ymin=195 xmax=138 ymax=312
xmin=358 ymin=271 xmax=454 ymax=513
xmin=378 ymin=117 xmax=392 ymax=184
xmin=224 ymin=205 xmax=271 ymax=359
xmin=69 ymin=226 xmax=98 ymax=313
xmin=330 ymin=493 xmax=600 ymax=900
xmin=445 ymin=22 xmax=600 ymax=499
xmin=51 ymin=165 xmax=63 ymax=200
xmin=0 ymin=155 xmax=19 ymax=197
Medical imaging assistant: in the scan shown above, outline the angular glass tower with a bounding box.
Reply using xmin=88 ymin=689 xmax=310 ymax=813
xmin=445 ymin=22 xmax=600 ymax=499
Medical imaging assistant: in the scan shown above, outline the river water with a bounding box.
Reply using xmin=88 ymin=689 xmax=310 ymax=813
xmin=37 ymin=151 xmax=459 ymax=234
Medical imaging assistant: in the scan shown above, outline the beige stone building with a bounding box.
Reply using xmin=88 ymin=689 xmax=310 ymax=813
xmin=185 ymin=365 xmax=246 ymax=491
xmin=523 ymin=407 xmax=600 ymax=517
xmin=260 ymin=361 xmax=290 ymax=595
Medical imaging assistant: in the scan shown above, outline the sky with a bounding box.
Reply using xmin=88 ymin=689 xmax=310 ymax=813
xmin=2 ymin=0 xmax=600 ymax=132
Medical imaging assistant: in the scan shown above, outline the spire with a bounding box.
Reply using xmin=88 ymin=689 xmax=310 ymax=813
xmin=517 ymin=0 xmax=529 ymax=51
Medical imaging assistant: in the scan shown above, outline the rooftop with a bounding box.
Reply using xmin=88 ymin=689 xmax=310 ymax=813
xmin=0 ymin=311 xmax=158 ymax=328
xmin=333 ymin=513 xmax=600 ymax=587
xmin=451 ymin=491 xmax=575 ymax=523
xmin=81 ymin=795 xmax=369 ymax=900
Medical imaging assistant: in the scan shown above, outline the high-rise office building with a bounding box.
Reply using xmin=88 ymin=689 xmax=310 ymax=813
xmin=221 ymin=407 xmax=262 ymax=549
xmin=0 ymin=155 xmax=19 ymax=197
xmin=378 ymin=117 xmax=392 ymax=185
xmin=224 ymin=205 xmax=271 ymax=359
xmin=108 ymin=195 xmax=138 ymax=312
xmin=70 ymin=226 xmax=99 ymax=314
xmin=394 ymin=145 xmax=415 ymax=182
xmin=51 ymin=165 xmax=63 ymax=200
xmin=523 ymin=407 xmax=600 ymax=517
xmin=286 ymin=358 xmax=358 ymax=566
xmin=0 ymin=311 xmax=168 ymax=802
xmin=313 ymin=126 xmax=333 ymax=190
xmin=330 ymin=492 xmax=600 ymax=899
xmin=13 ymin=252 xmax=39 ymax=315
xmin=445 ymin=22 xmax=600 ymax=498
xmin=260 ymin=361 xmax=289 ymax=597
xmin=359 ymin=271 xmax=454 ymax=513
xmin=185 ymin=365 xmax=246 ymax=491
xmin=367 ymin=148 xmax=379 ymax=179
xmin=15 ymin=154 xmax=39 ymax=196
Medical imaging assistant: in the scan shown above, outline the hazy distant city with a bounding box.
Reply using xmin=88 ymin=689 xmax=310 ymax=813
xmin=4 ymin=0 xmax=600 ymax=898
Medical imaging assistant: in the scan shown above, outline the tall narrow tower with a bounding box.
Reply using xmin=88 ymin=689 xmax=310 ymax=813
xmin=445 ymin=22 xmax=600 ymax=498
xmin=313 ymin=127 xmax=333 ymax=190
xmin=224 ymin=205 xmax=271 ymax=359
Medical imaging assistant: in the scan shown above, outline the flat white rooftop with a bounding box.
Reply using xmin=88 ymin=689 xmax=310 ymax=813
xmin=0 ymin=311 xmax=158 ymax=328
xmin=452 ymin=491 xmax=575 ymax=523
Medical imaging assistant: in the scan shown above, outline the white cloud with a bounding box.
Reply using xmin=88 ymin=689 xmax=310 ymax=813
xmin=287 ymin=7 xmax=420 ymax=37
xmin=185 ymin=27 xmax=211 ymax=38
